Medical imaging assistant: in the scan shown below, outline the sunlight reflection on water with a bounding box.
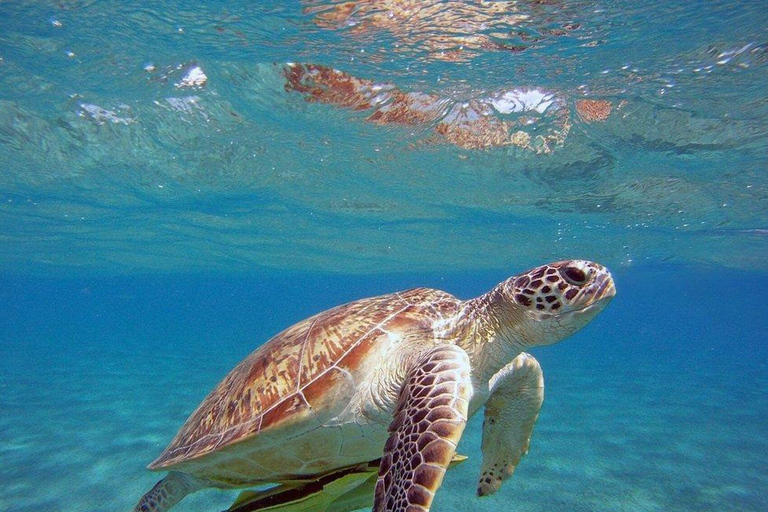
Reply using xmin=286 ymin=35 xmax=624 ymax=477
xmin=0 ymin=0 xmax=766 ymax=275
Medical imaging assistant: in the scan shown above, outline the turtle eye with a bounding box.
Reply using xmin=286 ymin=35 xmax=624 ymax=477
xmin=561 ymin=266 xmax=588 ymax=286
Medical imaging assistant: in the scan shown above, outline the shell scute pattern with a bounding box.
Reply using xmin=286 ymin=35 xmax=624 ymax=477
xmin=150 ymin=287 xmax=460 ymax=470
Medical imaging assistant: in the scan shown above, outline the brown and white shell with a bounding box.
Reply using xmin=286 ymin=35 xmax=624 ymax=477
xmin=149 ymin=287 xmax=462 ymax=485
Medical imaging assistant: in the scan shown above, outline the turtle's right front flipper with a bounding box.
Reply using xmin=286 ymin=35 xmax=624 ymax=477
xmin=374 ymin=344 xmax=473 ymax=512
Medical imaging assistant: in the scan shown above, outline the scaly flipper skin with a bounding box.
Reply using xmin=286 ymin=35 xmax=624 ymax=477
xmin=374 ymin=345 xmax=473 ymax=512
xmin=478 ymin=353 xmax=544 ymax=496
xmin=133 ymin=472 xmax=204 ymax=512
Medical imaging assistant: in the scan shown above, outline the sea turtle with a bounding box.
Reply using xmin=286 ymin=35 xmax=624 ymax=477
xmin=134 ymin=259 xmax=615 ymax=512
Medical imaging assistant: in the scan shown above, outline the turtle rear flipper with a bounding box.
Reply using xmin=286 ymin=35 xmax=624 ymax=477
xmin=133 ymin=472 xmax=204 ymax=512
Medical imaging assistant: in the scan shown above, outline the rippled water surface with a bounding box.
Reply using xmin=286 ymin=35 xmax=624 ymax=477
xmin=1 ymin=0 xmax=766 ymax=274
xmin=1 ymin=2 xmax=767 ymax=512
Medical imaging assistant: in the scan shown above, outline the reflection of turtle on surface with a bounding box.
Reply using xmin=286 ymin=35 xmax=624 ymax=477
xmin=134 ymin=260 xmax=616 ymax=512
xmin=283 ymin=63 xmax=617 ymax=152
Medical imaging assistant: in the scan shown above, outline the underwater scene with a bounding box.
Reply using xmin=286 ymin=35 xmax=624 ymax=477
xmin=1 ymin=1 xmax=767 ymax=511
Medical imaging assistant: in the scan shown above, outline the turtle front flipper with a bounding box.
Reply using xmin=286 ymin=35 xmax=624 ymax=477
xmin=478 ymin=353 xmax=544 ymax=496
xmin=374 ymin=345 xmax=473 ymax=512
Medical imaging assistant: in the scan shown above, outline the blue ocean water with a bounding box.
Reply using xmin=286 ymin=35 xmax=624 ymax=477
xmin=1 ymin=1 xmax=767 ymax=512
xmin=1 ymin=269 xmax=767 ymax=511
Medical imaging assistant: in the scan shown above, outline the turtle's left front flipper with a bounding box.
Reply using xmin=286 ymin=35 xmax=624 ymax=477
xmin=374 ymin=345 xmax=473 ymax=512
xmin=478 ymin=352 xmax=544 ymax=496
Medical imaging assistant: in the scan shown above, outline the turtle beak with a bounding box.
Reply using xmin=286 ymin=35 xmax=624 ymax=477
xmin=595 ymin=273 xmax=616 ymax=302
xmin=583 ymin=269 xmax=616 ymax=313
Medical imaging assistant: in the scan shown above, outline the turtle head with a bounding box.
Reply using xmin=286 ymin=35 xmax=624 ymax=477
xmin=497 ymin=259 xmax=616 ymax=348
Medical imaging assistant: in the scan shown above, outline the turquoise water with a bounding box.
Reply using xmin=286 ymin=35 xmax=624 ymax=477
xmin=1 ymin=1 xmax=767 ymax=511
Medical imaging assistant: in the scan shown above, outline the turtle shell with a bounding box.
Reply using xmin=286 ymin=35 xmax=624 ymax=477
xmin=149 ymin=287 xmax=460 ymax=479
